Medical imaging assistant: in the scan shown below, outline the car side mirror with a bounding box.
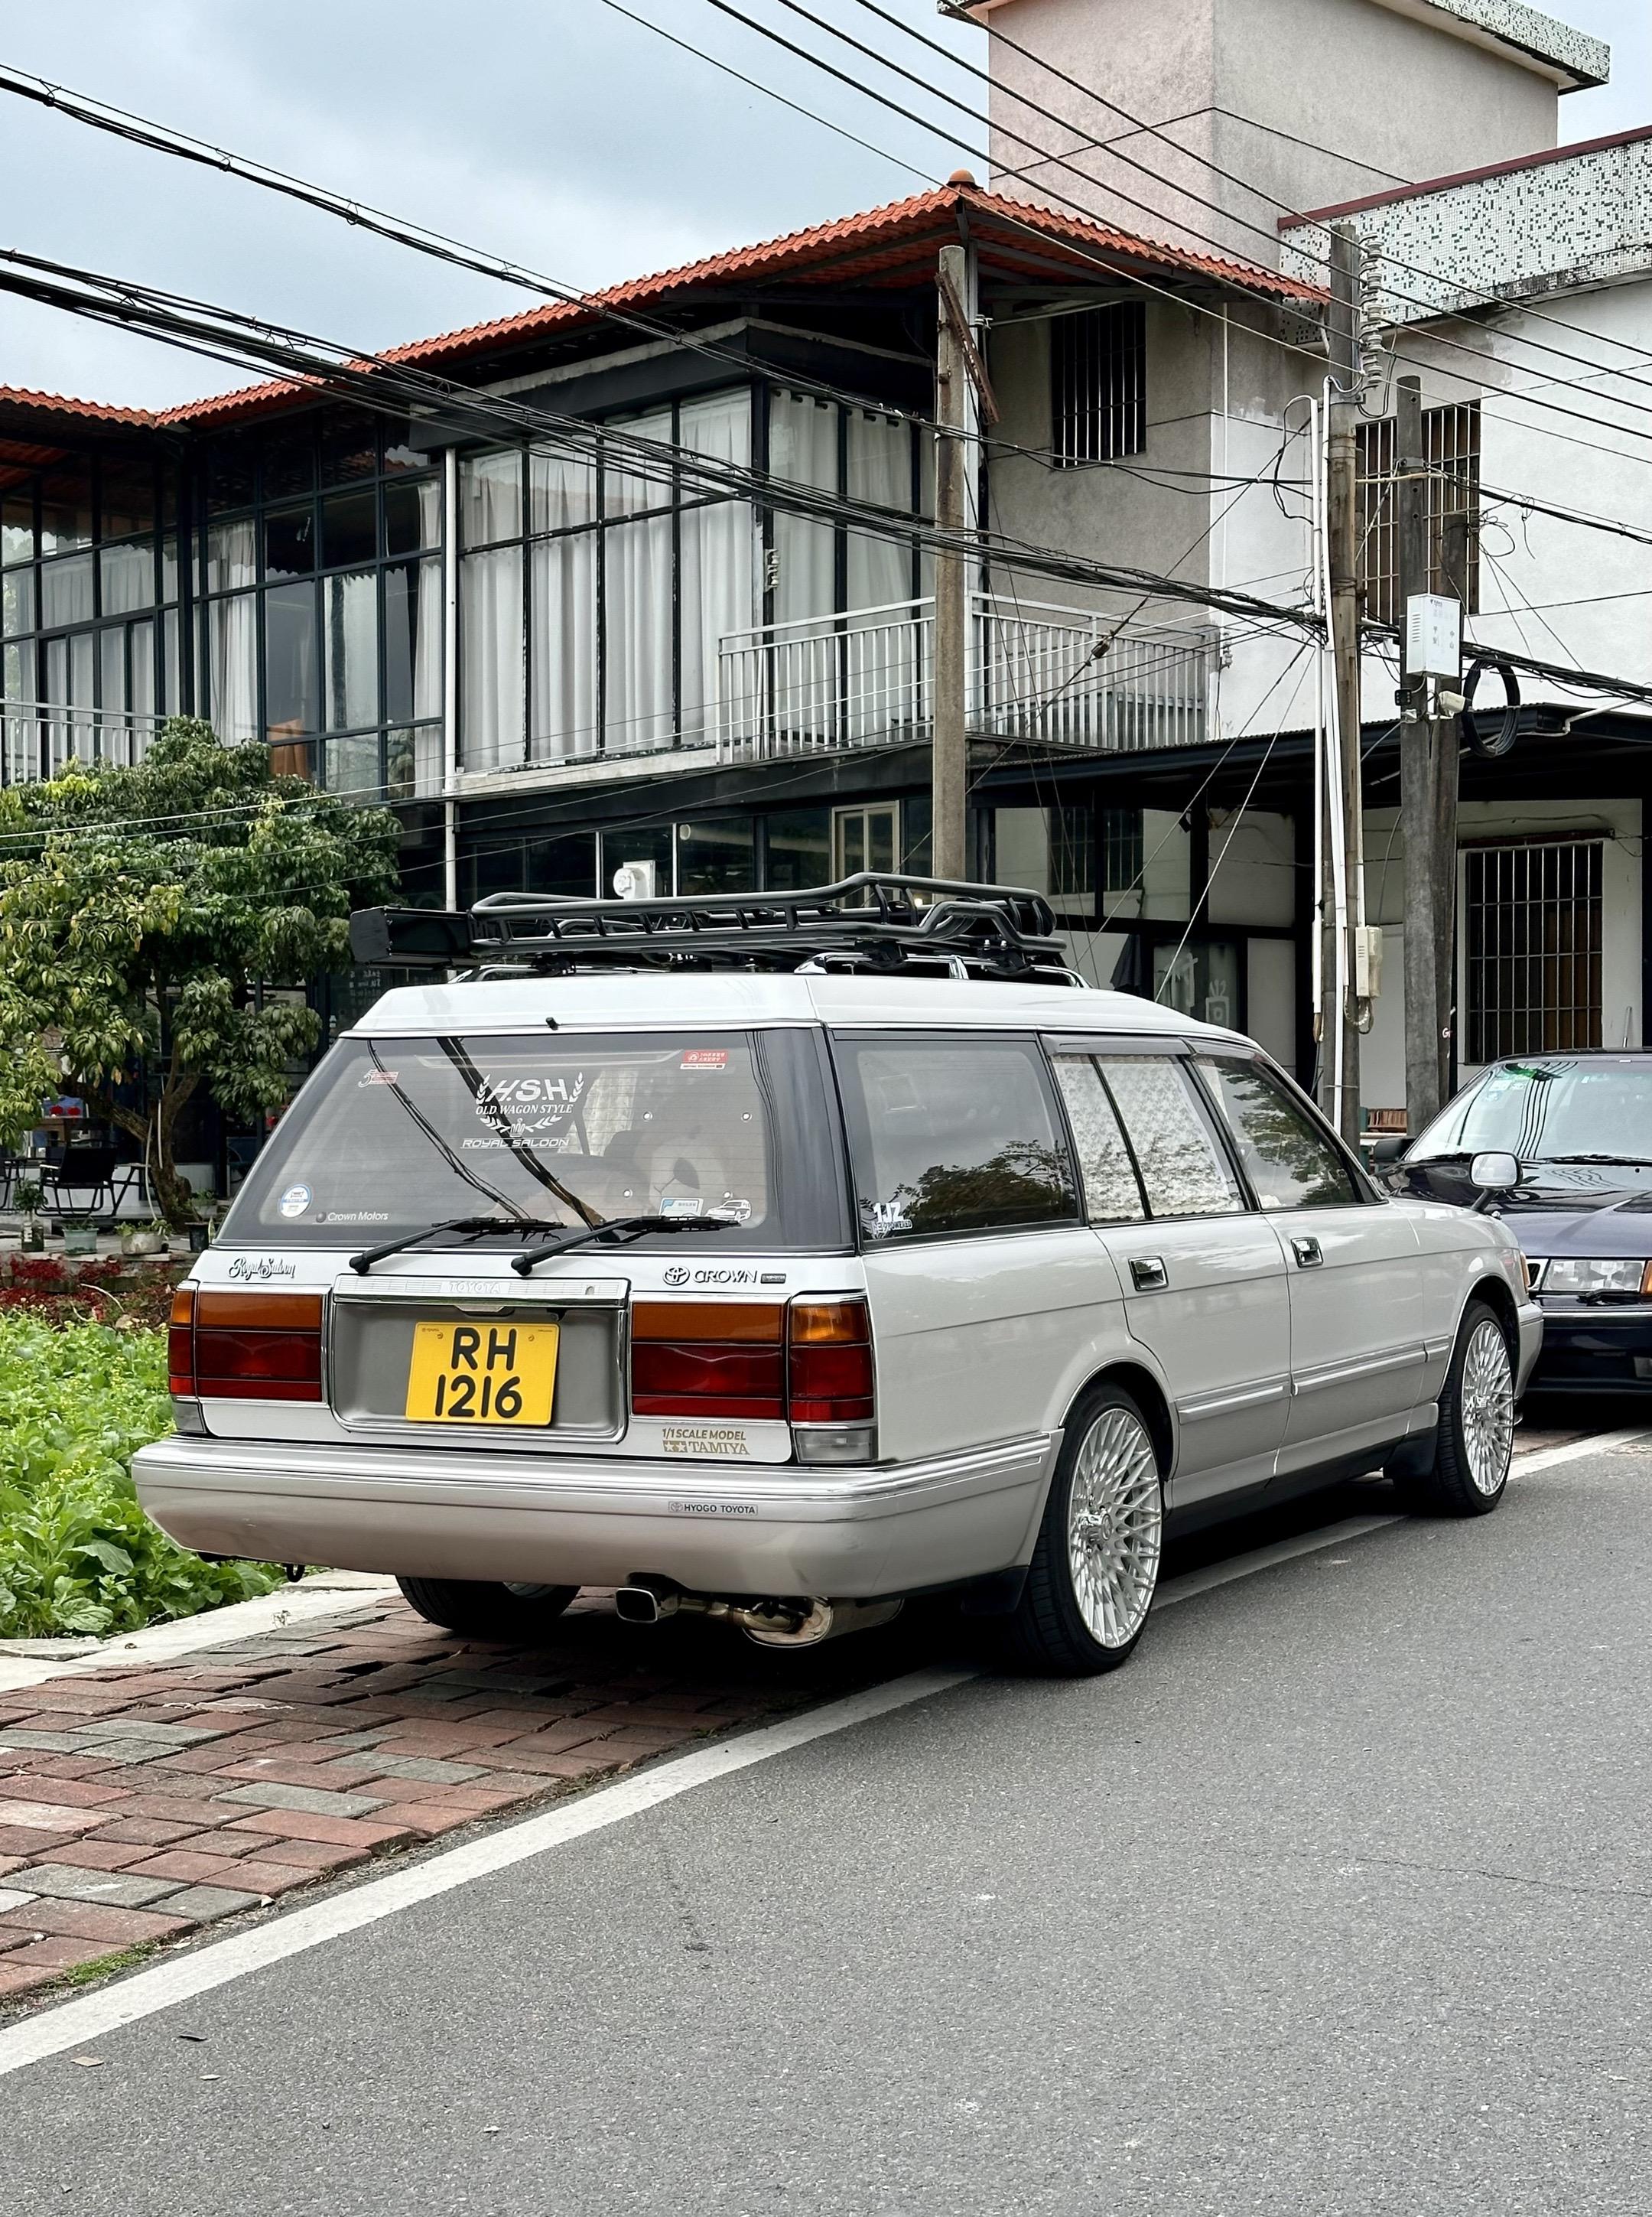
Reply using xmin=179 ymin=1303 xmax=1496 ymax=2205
xmin=1469 ymin=1150 xmax=1521 ymax=1196
xmin=1368 ymin=1134 xmax=1407 ymax=1165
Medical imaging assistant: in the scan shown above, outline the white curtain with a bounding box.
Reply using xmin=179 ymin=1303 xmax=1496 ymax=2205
xmin=324 ymin=570 xmax=378 ymax=731
xmin=460 ymin=450 xmax=522 ymax=546
xmin=771 ymin=391 xmax=837 ymax=627
xmin=605 ymin=408 xmax=674 ymax=519
xmin=209 ymin=590 xmax=258 ymax=744
xmin=678 ymin=390 xmax=753 ymax=743
xmin=414 ymin=555 xmax=442 ymax=724
xmin=460 ymin=545 xmax=524 ymax=771
xmin=846 ymin=410 xmax=918 ymax=738
xmin=529 ymin=448 xmax=595 ymax=534
xmin=531 ymin=534 xmax=597 ymax=759
xmin=603 ymin=515 xmax=672 ymax=753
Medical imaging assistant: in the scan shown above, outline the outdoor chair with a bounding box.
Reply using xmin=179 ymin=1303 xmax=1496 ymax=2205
xmin=41 ymin=1144 xmax=119 ymax=1221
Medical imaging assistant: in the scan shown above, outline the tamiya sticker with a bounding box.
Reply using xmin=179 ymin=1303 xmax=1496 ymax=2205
xmin=278 ymin=1183 xmax=312 ymax=1219
xmin=680 ymin=1050 xmax=729 ymax=1070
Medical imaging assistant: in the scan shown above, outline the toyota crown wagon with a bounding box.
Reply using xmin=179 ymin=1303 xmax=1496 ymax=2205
xmin=134 ymin=881 xmax=1540 ymax=1677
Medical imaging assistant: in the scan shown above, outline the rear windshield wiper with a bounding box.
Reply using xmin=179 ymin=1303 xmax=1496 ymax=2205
xmin=511 ymin=1213 xmax=739 ymax=1277
xmin=349 ymin=1214 xmax=571 ymax=1276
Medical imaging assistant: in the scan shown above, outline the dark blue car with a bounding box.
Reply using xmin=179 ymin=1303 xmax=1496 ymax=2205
xmin=1378 ymin=1053 xmax=1652 ymax=1395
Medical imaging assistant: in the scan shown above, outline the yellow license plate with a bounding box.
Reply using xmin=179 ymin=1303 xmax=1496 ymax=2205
xmin=404 ymin=1320 xmax=559 ymax=1425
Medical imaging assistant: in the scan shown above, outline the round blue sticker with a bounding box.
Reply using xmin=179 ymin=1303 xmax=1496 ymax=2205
xmin=278 ymin=1183 xmax=312 ymax=1219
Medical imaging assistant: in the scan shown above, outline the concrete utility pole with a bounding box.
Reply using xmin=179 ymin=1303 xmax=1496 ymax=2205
xmin=1325 ymin=227 xmax=1366 ymax=1148
xmin=1396 ymin=373 xmax=1459 ymax=1131
xmin=932 ymin=242 xmax=971 ymax=881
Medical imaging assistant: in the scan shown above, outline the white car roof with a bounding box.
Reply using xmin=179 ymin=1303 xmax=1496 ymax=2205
xmin=350 ymin=972 xmax=1244 ymax=1047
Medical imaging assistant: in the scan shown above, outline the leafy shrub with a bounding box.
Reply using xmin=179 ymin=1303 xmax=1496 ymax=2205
xmin=0 ymin=1315 xmax=281 ymax=1636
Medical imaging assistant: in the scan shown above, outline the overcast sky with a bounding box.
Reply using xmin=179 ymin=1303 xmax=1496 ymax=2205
xmin=2 ymin=0 xmax=1647 ymax=410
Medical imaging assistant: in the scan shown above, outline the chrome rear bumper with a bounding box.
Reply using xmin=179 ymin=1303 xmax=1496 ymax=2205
xmin=132 ymin=1431 xmax=1060 ymax=1599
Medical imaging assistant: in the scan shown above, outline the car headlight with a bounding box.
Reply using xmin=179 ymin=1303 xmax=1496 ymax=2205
xmin=1541 ymin=1257 xmax=1652 ymax=1296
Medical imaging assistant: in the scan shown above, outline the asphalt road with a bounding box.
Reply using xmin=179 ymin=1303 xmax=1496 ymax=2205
xmin=8 ymin=1447 xmax=1651 ymax=2217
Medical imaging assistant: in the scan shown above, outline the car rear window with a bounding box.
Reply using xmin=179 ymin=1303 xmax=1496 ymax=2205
xmin=221 ymin=1029 xmax=849 ymax=1251
xmin=834 ymin=1034 xmax=1078 ymax=1242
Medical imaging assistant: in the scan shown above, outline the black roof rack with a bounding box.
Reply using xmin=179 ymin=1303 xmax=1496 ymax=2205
xmin=350 ymin=873 xmax=1085 ymax=985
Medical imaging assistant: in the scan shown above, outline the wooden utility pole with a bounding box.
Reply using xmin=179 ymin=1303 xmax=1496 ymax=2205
xmin=1325 ymin=226 xmax=1365 ymax=1147
xmin=932 ymin=242 xmax=971 ymax=881
xmin=1396 ymin=373 xmax=1455 ymax=1132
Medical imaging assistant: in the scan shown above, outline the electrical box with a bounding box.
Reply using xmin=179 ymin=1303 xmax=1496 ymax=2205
xmin=1355 ymin=924 xmax=1384 ymax=1000
xmin=1406 ymin=593 xmax=1462 ymax=679
xmin=611 ymin=860 xmax=658 ymax=900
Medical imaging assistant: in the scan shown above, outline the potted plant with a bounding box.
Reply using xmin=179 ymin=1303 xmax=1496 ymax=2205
xmin=61 ymin=1213 xmax=100 ymax=1257
xmin=119 ymin=1217 xmax=171 ymax=1258
xmin=13 ymin=1177 xmax=46 ymax=1254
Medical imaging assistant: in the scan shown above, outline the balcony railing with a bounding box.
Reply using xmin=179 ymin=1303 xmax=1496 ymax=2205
xmin=2 ymin=701 xmax=162 ymax=788
xmin=717 ymin=595 xmax=1213 ymax=763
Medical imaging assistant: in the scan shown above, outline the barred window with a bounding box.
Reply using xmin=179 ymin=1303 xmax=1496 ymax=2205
xmin=1101 ymin=807 xmax=1144 ymax=896
xmin=1465 ymin=840 xmax=1602 ymax=1062
xmin=1356 ymin=401 xmax=1480 ymax=627
xmin=1052 ymin=304 xmax=1146 ymax=467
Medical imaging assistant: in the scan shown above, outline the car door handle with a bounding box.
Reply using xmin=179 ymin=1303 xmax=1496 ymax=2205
xmin=1291 ymin=1236 xmax=1323 ymax=1268
xmin=1129 ymin=1257 xmax=1168 ymax=1291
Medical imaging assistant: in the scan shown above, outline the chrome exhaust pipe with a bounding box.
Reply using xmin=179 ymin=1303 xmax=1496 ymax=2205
xmin=615 ymin=1579 xmax=902 ymax=1647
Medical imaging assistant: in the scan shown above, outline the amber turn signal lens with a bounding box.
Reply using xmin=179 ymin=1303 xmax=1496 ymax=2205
xmin=788 ymin=1299 xmax=870 ymax=1346
xmin=1640 ymin=1260 xmax=1652 ymax=1298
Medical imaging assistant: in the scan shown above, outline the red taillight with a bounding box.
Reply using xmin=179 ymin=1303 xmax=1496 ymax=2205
xmin=175 ymin=1289 xmax=324 ymax=1403
xmin=632 ymin=1301 xmax=785 ymax=1419
xmin=628 ymin=1297 xmax=873 ymax=1428
xmin=787 ymin=1299 xmax=874 ymax=1423
xmin=168 ymin=1286 xmax=197 ymax=1396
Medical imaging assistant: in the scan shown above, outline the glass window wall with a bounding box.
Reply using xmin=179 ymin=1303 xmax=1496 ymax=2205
xmin=457 ymin=390 xmax=753 ymax=775
xmin=193 ymin=414 xmax=443 ymax=799
xmin=1 ymin=454 xmax=183 ymax=786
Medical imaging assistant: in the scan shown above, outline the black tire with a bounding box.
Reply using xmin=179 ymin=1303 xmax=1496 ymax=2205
xmin=1002 ymin=1381 xmax=1165 ymax=1677
xmin=395 ymin=1577 xmax=579 ymax=1639
xmin=1394 ymin=1299 xmax=1514 ymax=1518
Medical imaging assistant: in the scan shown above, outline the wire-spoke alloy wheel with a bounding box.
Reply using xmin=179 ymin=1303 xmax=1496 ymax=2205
xmin=1066 ymin=1405 xmax=1165 ymax=1647
xmin=1006 ymin=1383 xmax=1166 ymax=1675
xmin=1393 ymin=1298 xmax=1516 ymax=1518
xmin=1459 ymin=1317 xmax=1515 ymax=1497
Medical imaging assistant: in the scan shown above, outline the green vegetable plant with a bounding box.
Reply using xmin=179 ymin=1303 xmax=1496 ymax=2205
xmin=0 ymin=1314 xmax=281 ymax=1636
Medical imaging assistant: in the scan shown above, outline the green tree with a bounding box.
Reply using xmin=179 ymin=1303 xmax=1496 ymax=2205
xmin=0 ymin=719 xmax=400 ymax=1226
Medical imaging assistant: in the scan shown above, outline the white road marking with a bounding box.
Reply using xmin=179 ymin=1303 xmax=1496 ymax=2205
xmin=1514 ymin=1427 xmax=1652 ymax=1473
xmin=4 ymin=1425 xmax=1648 ymax=2076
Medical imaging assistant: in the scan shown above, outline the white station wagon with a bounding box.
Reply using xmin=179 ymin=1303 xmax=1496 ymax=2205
xmin=135 ymin=876 xmax=1541 ymax=1677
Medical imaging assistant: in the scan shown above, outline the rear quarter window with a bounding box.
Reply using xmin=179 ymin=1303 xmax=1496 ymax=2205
xmin=834 ymin=1033 xmax=1078 ymax=1243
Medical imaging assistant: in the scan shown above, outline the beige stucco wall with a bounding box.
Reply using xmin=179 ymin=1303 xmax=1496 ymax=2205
xmin=985 ymin=0 xmax=1562 ymax=265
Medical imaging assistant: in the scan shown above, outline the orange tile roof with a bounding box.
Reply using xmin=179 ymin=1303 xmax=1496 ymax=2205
xmin=8 ymin=184 xmax=1324 ymax=437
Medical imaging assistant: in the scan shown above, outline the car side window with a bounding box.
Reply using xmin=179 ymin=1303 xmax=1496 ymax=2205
xmin=1100 ymin=1056 xmax=1244 ymax=1219
xmin=1200 ymin=1056 xmax=1360 ymax=1209
xmin=834 ymin=1034 xmax=1079 ymax=1243
xmin=1049 ymin=1056 xmax=1147 ymax=1223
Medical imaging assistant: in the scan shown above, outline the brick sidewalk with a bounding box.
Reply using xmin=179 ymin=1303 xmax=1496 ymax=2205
xmin=0 ymin=1594 xmax=820 ymax=2005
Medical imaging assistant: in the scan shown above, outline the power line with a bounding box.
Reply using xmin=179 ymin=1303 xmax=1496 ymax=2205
xmin=0 ymin=54 xmax=1300 ymax=496
xmin=939 ymin=0 xmax=1652 ymax=395
xmin=681 ymin=0 xmax=1652 ymax=478
xmin=0 ymin=245 xmax=1325 ymax=643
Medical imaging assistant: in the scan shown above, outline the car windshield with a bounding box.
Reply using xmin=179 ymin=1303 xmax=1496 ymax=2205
xmin=1407 ymin=1060 xmax=1652 ymax=1182
xmin=220 ymin=1029 xmax=849 ymax=1250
